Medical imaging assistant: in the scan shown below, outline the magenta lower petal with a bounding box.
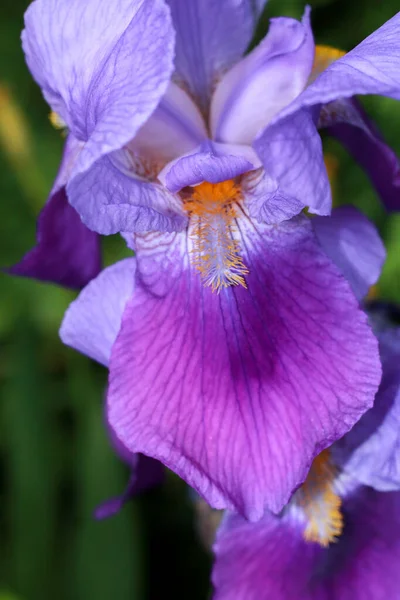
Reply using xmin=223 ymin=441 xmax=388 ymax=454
xmin=107 ymin=216 xmax=380 ymax=519
xmin=212 ymin=488 xmax=400 ymax=599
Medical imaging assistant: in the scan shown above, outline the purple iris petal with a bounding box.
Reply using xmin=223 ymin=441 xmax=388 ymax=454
xmin=321 ymin=98 xmax=400 ymax=212
xmin=23 ymin=0 xmax=175 ymax=195
xmin=333 ymin=325 xmax=400 ymax=492
xmin=241 ymin=170 xmax=304 ymax=225
xmin=67 ymin=154 xmax=187 ymax=235
xmin=211 ymin=8 xmax=314 ymax=144
xmin=159 ymin=141 xmax=261 ymax=193
xmin=131 ymin=82 xmax=208 ymax=163
xmin=106 ymin=215 xmax=380 ymax=519
xmin=167 ymin=0 xmax=261 ymax=111
xmin=275 ymin=12 xmax=400 ymax=125
xmin=313 ymin=206 xmax=386 ymax=301
xmin=60 ymin=258 xmax=136 ymax=366
xmin=10 ymin=135 xmax=100 ymax=288
xmin=254 ymin=108 xmax=331 ymax=216
xmin=212 ymin=487 xmax=400 ymax=599
xmin=95 ymin=454 xmax=164 ymax=519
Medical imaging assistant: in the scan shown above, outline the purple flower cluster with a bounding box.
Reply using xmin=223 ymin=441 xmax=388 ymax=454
xmin=13 ymin=0 xmax=400 ymax=597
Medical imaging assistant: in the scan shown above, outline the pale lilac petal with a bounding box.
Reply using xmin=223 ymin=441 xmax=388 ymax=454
xmin=159 ymin=141 xmax=261 ymax=192
xmin=241 ymin=170 xmax=304 ymax=224
xmin=107 ymin=216 xmax=380 ymax=519
xmin=167 ymin=0 xmax=259 ymax=111
xmin=67 ymin=154 xmax=187 ymax=235
xmin=94 ymin=455 xmax=164 ymax=519
xmin=274 ymin=12 xmax=400 ymax=124
xmin=211 ymin=8 xmax=314 ymax=144
xmin=23 ymin=0 xmax=175 ymax=176
xmin=130 ymin=82 xmax=207 ymax=163
xmin=251 ymin=0 xmax=268 ymax=18
xmin=254 ymin=108 xmax=331 ymax=215
xmin=212 ymin=488 xmax=400 ymax=599
xmin=60 ymin=258 xmax=136 ymax=366
xmin=313 ymin=206 xmax=386 ymax=301
xmin=334 ymin=326 xmax=400 ymax=492
xmin=321 ymin=99 xmax=400 ymax=212
xmin=10 ymin=136 xmax=100 ymax=288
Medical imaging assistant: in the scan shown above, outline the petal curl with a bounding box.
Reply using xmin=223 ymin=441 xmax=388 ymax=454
xmin=321 ymin=99 xmax=400 ymax=212
xmin=95 ymin=454 xmax=164 ymax=519
xmin=60 ymin=258 xmax=136 ymax=366
xmin=254 ymin=108 xmax=331 ymax=215
xmin=10 ymin=136 xmax=100 ymax=288
xmin=211 ymin=8 xmax=314 ymax=144
xmin=107 ymin=215 xmax=380 ymax=519
xmin=241 ymin=170 xmax=304 ymax=225
xmin=212 ymin=488 xmax=400 ymax=599
xmin=159 ymin=141 xmax=261 ymax=192
xmin=313 ymin=206 xmax=386 ymax=301
xmin=67 ymin=154 xmax=187 ymax=235
xmin=273 ymin=12 xmax=400 ymax=124
xmin=23 ymin=0 xmax=175 ymax=176
xmin=167 ymin=0 xmax=259 ymax=111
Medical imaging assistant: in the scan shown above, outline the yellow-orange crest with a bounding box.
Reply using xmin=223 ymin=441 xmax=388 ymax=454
xmin=184 ymin=181 xmax=249 ymax=293
xmin=296 ymin=449 xmax=344 ymax=547
xmin=310 ymin=45 xmax=347 ymax=83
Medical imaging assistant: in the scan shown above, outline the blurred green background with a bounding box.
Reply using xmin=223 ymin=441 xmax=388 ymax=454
xmin=0 ymin=0 xmax=399 ymax=598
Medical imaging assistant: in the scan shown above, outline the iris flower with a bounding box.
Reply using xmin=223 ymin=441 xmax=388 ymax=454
xmin=212 ymin=304 xmax=400 ymax=599
xmin=20 ymin=0 xmax=398 ymax=518
xmin=14 ymin=1 xmax=400 ymax=284
xmin=60 ymin=201 xmax=385 ymax=519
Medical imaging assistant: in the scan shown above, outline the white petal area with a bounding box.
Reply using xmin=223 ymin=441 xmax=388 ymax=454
xmin=130 ymin=82 xmax=208 ymax=163
xmin=210 ymin=9 xmax=314 ymax=145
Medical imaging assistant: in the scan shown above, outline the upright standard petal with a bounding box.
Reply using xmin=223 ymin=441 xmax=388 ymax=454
xmin=254 ymin=108 xmax=331 ymax=216
xmin=107 ymin=215 xmax=380 ymax=519
xmin=321 ymin=99 xmax=400 ymax=212
xmin=130 ymin=82 xmax=208 ymax=163
xmin=67 ymin=154 xmax=188 ymax=235
xmin=9 ymin=135 xmax=101 ymax=288
xmin=60 ymin=258 xmax=136 ymax=366
xmin=212 ymin=488 xmax=400 ymax=599
xmin=313 ymin=206 xmax=386 ymax=301
xmin=274 ymin=12 xmax=400 ymax=124
xmin=211 ymin=8 xmax=314 ymax=145
xmin=23 ymin=0 xmax=175 ymax=176
xmin=167 ymin=0 xmax=259 ymax=111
